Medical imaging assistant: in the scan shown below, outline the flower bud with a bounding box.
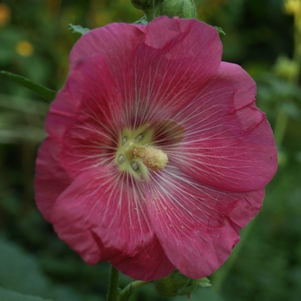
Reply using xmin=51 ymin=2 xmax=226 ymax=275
xmin=154 ymin=270 xmax=210 ymax=298
xmin=160 ymin=0 xmax=196 ymax=18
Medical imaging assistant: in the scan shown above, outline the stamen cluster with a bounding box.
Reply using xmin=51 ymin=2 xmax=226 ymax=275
xmin=116 ymin=126 xmax=168 ymax=181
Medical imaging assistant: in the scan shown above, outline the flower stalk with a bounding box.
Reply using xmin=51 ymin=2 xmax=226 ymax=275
xmin=118 ymin=280 xmax=150 ymax=301
xmin=131 ymin=0 xmax=162 ymax=21
xmin=107 ymin=266 xmax=120 ymax=301
xmin=106 ymin=265 xmax=150 ymax=301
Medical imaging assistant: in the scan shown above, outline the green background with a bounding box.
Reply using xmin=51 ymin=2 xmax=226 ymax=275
xmin=0 ymin=0 xmax=301 ymax=300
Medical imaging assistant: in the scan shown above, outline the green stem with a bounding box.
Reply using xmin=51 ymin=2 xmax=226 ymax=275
xmin=131 ymin=0 xmax=162 ymax=22
xmin=107 ymin=266 xmax=120 ymax=301
xmin=118 ymin=280 xmax=150 ymax=301
xmin=145 ymin=10 xmax=155 ymax=21
xmin=274 ymin=109 xmax=289 ymax=149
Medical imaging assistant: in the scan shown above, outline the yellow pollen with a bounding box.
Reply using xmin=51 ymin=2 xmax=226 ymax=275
xmin=133 ymin=145 xmax=168 ymax=171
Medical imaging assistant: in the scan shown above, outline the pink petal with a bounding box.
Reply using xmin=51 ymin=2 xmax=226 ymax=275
xmin=169 ymin=62 xmax=277 ymax=192
xmin=51 ymin=167 xmax=174 ymax=280
xmin=45 ymin=55 xmax=122 ymax=141
xmin=109 ymin=239 xmax=175 ymax=281
xmin=44 ymin=54 xmax=125 ymax=178
xmin=70 ymin=17 xmax=222 ymax=128
xmin=34 ymin=137 xmax=72 ymax=222
xmin=53 ymin=55 xmax=124 ymax=176
xmin=146 ymin=166 xmax=264 ymax=278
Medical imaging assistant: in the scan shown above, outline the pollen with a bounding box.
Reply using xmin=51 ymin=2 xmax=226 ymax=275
xmin=133 ymin=145 xmax=168 ymax=171
xmin=116 ymin=125 xmax=169 ymax=180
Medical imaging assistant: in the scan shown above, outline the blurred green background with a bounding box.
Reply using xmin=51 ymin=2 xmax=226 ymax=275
xmin=0 ymin=0 xmax=301 ymax=300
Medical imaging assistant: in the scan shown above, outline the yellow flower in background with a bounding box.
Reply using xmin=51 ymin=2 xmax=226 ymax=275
xmin=15 ymin=41 xmax=34 ymax=57
xmin=284 ymin=0 xmax=301 ymax=15
xmin=0 ymin=3 xmax=11 ymax=26
xmin=284 ymin=0 xmax=301 ymax=57
xmin=274 ymin=55 xmax=299 ymax=81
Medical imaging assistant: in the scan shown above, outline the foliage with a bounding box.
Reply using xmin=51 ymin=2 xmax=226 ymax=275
xmin=1 ymin=71 xmax=56 ymax=101
xmin=0 ymin=0 xmax=300 ymax=301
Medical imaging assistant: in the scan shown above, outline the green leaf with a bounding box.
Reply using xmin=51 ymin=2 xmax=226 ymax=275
xmin=0 ymin=287 xmax=53 ymax=301
xmin=214 ymin=26 xmax=226 ymax=35
xmin=133 ymin=15 xmax=148 ymax=25
xmin=173 ymin=287 xmax=226 ymax=301
xmin=198 ymin=277 xmax=211 ymax=288
xmin=154 ymin=270 xmax=202 ymax=298
xmin=0 ymin=71 xmax=56 ymax=101
xmin=0 ymin=239 xmax=82 ymax=301
xmin=68 ymin=24 xmax=90 ymax=35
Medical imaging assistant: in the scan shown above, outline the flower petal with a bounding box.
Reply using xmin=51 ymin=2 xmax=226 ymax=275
xmin=146 ymin=166 xmax=264 ymax=278
xmin=170 ymin=62 xmax=277 ymax=192
xmin=50 ymin=55 xmax=126 ymax=176
xmin=43 ymin=54 xmax=126 ymax=178
xmin=70 ymin=17 xmax=222 ymax=128
xmin=34 ymin=137 xmax=72 ymax=222
xmin=51 ymin=167 xmax=174 ymax=280
xmin=45 ymin=54 xmax=123 ymax=141
xmin=109 ymin=239 xmax=175 ymax=281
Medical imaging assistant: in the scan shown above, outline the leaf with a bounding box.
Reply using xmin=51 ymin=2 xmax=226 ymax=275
xmin=0 ymin=71 xmax=56 ymax=101
xmin=68 ymin=24 xmax=90 ymax=35
xmin=133 ymin=15 xmax=148 ymax=25
xmin=0 ymin=239 xmax=82 ymax=301
xmin=198 ymin=277 xmax=212 ymax=288
xmin=173 ymin=287 xmax=226 ymax=301
xmin=0 ymin=287 xmax=53 ymax=301
xmin=214 ymin=26 xmax=226 ymax=35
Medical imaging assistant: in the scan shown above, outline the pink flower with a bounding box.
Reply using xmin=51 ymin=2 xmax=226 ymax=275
xmin=35 ymin=17 xmax=277 ymax=281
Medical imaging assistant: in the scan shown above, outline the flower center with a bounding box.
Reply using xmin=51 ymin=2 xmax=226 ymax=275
xmin=115 ymin=125 xmax=168 ymax=181
xmin=133 ymin=145 xmax=168 ymax=171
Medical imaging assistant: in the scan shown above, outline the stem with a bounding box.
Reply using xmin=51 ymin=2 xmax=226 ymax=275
xmin=131 ymin=0 xmax=161 ymax=22
xmin=145 ymin=11 xmax=155 ymax=22
xmin=118 ymin=280 xmax=150 ymax=301
xmin=107 ymin=266 xmax=120 ymax=301
xmin=274 ymin=109 xmax=289 ymax=149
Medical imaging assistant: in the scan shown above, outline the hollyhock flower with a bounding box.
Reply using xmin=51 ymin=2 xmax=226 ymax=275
xmin=35 ymin=17 xmax=277 ymax=281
